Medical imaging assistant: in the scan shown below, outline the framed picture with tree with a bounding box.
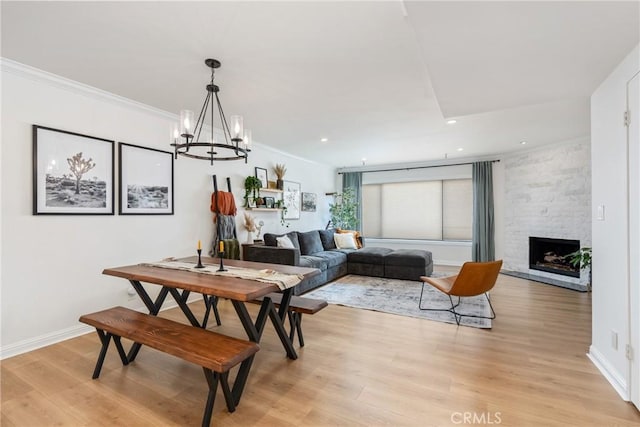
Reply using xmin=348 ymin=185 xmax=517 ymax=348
xmin=32 ymin=125 xmax=114 ymax=215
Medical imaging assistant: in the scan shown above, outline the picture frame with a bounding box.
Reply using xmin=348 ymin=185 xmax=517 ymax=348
xmin=32 ymin=125 xmax=114 ymax=215
xmin=118 ymin=142 xmax=174 ymax=215
xmin=264 ymin=197 xmax=275 ymax=208
xmin=301 ymin=192 xmax=317 ymax=212
xmin=283 ymin=180 xmax=301 ymax=219
xmin=255 ymin=167 xmax=268 ymax=189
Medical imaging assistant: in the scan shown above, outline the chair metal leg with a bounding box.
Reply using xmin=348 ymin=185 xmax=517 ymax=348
xmin=419 ymin=283 xmax=495 ymax=325
xmin=449 ymin=293 xmax=496 ymax=322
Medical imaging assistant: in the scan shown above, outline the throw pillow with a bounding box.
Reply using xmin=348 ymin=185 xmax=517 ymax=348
xmin=265 ymin=231 xmax=300 ymax=249
xmin=298 ymin=230 xmax=324 ymax=255
xmin=319 ymin=229 xmax=337 ymax=250
xmin=334 ymin=233 xmax=357 ymax=249
xmin=276 ymin=235 xmax=295 ymax=249
xmin=337 ymin=229 xmax=363 ymax=249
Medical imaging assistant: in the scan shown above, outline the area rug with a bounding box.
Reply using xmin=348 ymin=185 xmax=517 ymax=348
xmin=305 ymin=274 xmax=492 ymax=329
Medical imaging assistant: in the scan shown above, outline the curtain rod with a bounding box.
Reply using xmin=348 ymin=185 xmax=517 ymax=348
xmin=337 ymin=159 xmax=500 ymax=175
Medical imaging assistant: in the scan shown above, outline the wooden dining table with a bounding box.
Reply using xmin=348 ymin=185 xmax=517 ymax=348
xmin=102 ymin=256 xmax=319 ymax=406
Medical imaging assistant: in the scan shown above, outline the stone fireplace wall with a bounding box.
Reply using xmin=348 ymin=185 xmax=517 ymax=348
xmin=503 ymin=138 xmax=591 ymax=285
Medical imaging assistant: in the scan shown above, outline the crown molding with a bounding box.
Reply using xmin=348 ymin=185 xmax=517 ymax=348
xmin=1 ymin=57 xmax=176 ymax=120
xmin=1 ymin=57 xmax=332 ymax=168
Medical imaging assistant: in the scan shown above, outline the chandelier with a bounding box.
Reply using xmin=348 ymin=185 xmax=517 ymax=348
xmin=171 ymin=58 xmax=251 ymax=164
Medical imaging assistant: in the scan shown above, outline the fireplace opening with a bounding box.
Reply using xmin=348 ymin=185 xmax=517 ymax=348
xmin=529 ymin=237 xmax=580 ymax=278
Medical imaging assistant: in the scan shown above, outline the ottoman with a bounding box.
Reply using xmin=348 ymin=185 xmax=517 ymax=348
xmin=347 ymin=247 xmax=394 ymax=277
xmin=384 ymin=249 xmax=433 ymax=280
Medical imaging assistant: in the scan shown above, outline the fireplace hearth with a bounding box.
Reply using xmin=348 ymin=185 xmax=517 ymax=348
xmin=529 ymin=237 xmax=580 ymax=278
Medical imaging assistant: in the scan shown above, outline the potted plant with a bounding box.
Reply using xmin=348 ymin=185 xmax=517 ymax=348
xmin=273 ymin=164 xmax=286 ymax=190
xmin=568 ymin=247 xmax=592 ymax=291
xmin=244 ymin=175 xmax=262 ymax=207
xmin=329 ymin=187 xmax=358 ymax=229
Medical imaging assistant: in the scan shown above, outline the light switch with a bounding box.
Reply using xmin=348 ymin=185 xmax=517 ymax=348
xmin=597 ymin=205 xmax=605 ymax=221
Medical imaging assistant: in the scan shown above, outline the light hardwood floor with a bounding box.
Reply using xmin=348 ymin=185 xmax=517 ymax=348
xmin=2 ymin=269 xmax=639 ymax=426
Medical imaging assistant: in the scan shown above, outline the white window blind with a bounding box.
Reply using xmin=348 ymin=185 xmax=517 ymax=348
xmin=362 ymin=179 xmax=472 ymax=241
xmin=443 ymin=179 xmax=473 ymax=240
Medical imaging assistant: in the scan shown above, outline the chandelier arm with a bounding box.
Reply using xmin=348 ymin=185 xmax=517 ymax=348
xmin=194 ymin=91 xmax=211 ymax=145
xmin=215 ymin=92 xmax=233 ymax=148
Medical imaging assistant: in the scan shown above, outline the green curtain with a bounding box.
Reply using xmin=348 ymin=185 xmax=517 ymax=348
xmin=342 ymin=172 xmax=362 ymax=232
xmin=472 ymin=162 xmax=495 ymax=261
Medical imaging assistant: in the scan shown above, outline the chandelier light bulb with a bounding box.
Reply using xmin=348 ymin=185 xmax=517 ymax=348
xmin=230 ymin=115 xmax=243 ymax=141
xmin=243 ymin=129 xmax=253 ymax=150
xmin=179 ymin=110 xmax=195 ymax=137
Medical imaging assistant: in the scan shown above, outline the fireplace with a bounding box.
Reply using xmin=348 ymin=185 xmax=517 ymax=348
xmin=529 ymin=237 xmax=580 ymax=278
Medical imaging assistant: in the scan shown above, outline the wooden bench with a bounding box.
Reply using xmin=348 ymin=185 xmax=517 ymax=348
xmin=249 ymin=293 xmax=328 ymax=347
xmin=79 ymin=306 xmax=259 ymax=427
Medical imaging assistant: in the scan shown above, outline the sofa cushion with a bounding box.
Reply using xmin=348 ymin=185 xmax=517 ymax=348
xmin=298 ymin=230 xmax=324 ymax=255
xmin=312 ymin=250 xmax=348 ymax=268
xmin=299 ymin=255 xmax=328 ymax=271
xmin=384 ymin=249 xmax=433 ymax=267
xmin=348 ymin=247 xmax=394 ymax=264
xmin=264 ymin=231 xmax=300 ymax=249
xmin=319 ymin=229 xmax=337 ymax=250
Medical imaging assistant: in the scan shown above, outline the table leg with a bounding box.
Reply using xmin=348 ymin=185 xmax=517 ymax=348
xmin=168 ymin=288 xmax=201 ymax=327
xmin=127 ymin=281 xmax=169 ymax=361
xmin=232 ymin=297 xmax=298 ymax=360
xmin=130 ymin=280 xmax=168 ymax=314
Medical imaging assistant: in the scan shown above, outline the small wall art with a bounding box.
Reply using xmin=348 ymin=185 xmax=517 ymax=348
xmin=32 ymin=125 xmax=114 ymax=215
xmin=283 ymin=180 xmax=301 ymax=219
xmin=118 ymin=142 xmax=174 ymax=215
xmin=301 ymin=192 xmax=317 ymax=212
xmin=255 ymin=167 xmax=268 ymax=189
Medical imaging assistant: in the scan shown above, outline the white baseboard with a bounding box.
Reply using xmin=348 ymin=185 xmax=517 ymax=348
xmin=0 ymin=297 xmax=200 ymax=360
xmin=588 ymin=345 xmax=629 ymax=401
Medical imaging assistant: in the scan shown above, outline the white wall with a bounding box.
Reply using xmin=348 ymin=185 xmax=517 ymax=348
xmin=501 ymin=138 xmax=592 ymax=287
xmin=0 ymin=60 xmax=336 ymax=358
xmin=590 ymin=44 xmax=640 ymax=400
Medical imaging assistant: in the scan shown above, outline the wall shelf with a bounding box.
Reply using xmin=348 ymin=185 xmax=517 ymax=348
xmin=259 ymin=188 xmax=283 ymax=194
xmin=247 ymin=208 xmax=282 ymax=212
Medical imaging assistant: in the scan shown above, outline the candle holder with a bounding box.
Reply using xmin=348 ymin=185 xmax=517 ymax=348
xmin=217 ymin=251 xmax=227 ymax=272
xmin=195 ymin=249 xmax=205 ymax=269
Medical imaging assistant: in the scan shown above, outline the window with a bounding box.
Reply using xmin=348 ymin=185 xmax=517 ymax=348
xmin=362 ymin=179 xmax=472 ymax=240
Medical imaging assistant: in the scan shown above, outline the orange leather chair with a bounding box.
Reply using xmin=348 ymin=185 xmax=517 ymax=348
xmin=419 ymin=260 xmax=503 ymax=325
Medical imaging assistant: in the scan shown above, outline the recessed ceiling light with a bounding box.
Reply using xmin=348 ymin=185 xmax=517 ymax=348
xmin=361 ymin=157 xmax=367 ymax=165
xmin=320 ymin=137 xmax=328 ymax=142
xmin=456 ymin=147 xmax=464 ymax=152
xmin=447 ymin=119 xmax=457 ymax=125
xmin=520 ymin=140 xmax=527 ymax=145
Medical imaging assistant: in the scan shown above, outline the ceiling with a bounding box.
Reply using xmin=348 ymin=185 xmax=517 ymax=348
xmin=2 ymin=1 xmax=638 ymax=168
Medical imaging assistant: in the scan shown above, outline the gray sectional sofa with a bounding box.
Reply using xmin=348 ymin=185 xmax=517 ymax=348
xmin=243 ymin=228 xmax=433 ymax=295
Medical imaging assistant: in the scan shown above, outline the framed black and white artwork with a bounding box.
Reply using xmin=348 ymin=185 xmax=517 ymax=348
xmin=283 ymin=180 xmax=301 ymax=219
xmin=118 ymin=142 xmax=174 ymax=215
xmin=255 ymin=167 xmax=268 ymax=189
xmin=301 ymin=192 xmax=317 ymax=212
xmin=32 ymin=125 xmax=114 ymax=215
